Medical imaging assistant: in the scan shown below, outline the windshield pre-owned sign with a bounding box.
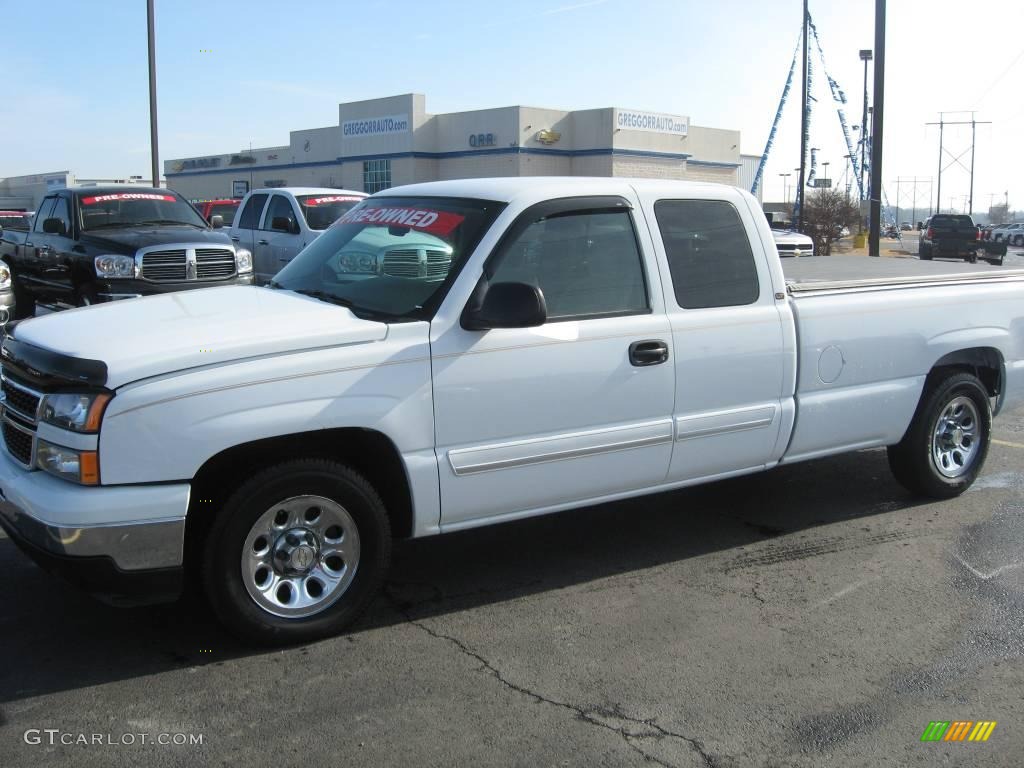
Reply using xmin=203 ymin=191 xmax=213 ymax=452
xmin=342 ymin=114 xmax=410 ymax=138
xmin=614 ymin=109 xmax=689 ymax=136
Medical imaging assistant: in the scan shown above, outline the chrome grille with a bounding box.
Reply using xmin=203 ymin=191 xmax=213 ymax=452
xmin=381 ymin=248 xmax=453 ymax=279
xmin=1 ymin=373 xmax=41 ymax=468
xmin=141 ymin=249 xmax=187 ymax=281
xmin=195 ymin=248 xmax=237 ymax=279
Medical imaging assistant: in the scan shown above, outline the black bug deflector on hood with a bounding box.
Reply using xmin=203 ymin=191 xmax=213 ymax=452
xmin=1 ymin=334 xmax=108 ymax=390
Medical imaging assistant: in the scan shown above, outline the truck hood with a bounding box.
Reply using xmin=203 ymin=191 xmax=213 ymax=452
xmin=10 ymin=286 xmax=388 ymax=388
xmin=79 ymin=226 xmax=233 ymax=253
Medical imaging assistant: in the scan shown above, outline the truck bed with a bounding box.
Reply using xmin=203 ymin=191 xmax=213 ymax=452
xmin=783 ymin=255 xmax=1024 ymax=295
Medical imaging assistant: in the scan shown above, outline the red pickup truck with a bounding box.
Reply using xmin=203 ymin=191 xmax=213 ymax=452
xmin=195 ymin=199 xmax=241 ymax=227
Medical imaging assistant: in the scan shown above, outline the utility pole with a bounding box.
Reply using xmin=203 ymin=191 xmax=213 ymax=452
xmin=894 ymin=177 xmax=900 ymax=224
xmin=147 ymin=0 xmax=160 ymax=188
xmin=968 ymin=114 xmax=976 ymax=215
xmin=927 ymin=112 xmax=990 ymax=218
xmin=935 ymin=114 xmax=943 ymax=214
xmin=797 ymin=0 xmax=809 ymax=232
xmin=868 ymin=0 xmax=885 ymax=256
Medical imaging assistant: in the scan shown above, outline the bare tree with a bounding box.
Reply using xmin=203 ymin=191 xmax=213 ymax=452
xmin=802 ymin=188 xmax=860 ymax=255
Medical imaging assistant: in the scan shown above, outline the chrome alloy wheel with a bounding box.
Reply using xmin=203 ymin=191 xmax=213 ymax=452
xmin=241 ymin=495 xmax=361 ymax=619
xmin=931 ymin=396 xmax=980 ymax=479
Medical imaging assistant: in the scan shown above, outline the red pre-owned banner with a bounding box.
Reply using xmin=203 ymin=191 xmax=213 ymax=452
xmin=81 ymin=193 xmax=177 ymax=205
xmin=337 ymin=206 xmax=465 ymax=236
xmin=303 ymin=196 xmax=364 ymax=206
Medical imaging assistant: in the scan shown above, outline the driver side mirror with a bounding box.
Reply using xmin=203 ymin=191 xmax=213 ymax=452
xmin=42 ymin=218 xmax=66 ymax=235
xmin=210 ymin=214 xmax=224 ymax=229
xmin=462 ymin=281 xmax=547 ymax=330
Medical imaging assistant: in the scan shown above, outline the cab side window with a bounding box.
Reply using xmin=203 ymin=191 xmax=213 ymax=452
xmin=237 ymin=193 xmax=269 ymax=230
xmin=263 ymin=195 xmax=296 ymax=232
xmin=655 ymin=200 xmax=760 ymax=309
xmin=50 ymin=197 xmax=72 ymax=236
xmin=33 ymin=197 xmax=56 ymax=233
xmin=488 ymin=208 xmax=648 ymax=321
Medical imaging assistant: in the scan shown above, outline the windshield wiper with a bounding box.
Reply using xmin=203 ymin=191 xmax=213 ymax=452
xmin=289 ymin=289 xmax=397 ymax=320
xmin=137 ymin=220 xmax=205 ymax=228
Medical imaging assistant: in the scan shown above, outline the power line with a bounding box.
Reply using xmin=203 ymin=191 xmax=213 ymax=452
xmin=975 ymin=44 xmax=1024 ymax=107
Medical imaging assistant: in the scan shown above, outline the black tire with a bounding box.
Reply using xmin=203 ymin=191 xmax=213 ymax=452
xmin=966 ymin=251 xmax=977 ymax=264
xmin=8 ymin=263 xmax=34 ymax=320
xmin=1014 ymin=234 xmax=1024 ymax=248
xmin=887 ymin=372 xmax=991 ymax=499
xmin=75 ymin=283 xmax=99 ymax=307
xmin=919 ymin=244 xmax=932 ymax=260
xmin=202 ymin=459 xmax=391 ymax=646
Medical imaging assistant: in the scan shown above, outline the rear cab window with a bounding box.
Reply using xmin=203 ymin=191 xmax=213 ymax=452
xmin=654 ymin=199 xmax=761 ymax=310
xmin=237 ymin=194 xmax=269 ymax=230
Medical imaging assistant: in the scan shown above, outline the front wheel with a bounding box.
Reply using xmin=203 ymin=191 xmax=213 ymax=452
xmin=887 ymin=372 xmax=991 ymax=498
xmin=203 ymin=459 xmax=391 ymax=646
xmin=919 ymin=244 xmax=932 ymax=260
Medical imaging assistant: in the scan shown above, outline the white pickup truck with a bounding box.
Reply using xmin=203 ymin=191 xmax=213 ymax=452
xmin=229 ymin=187 xmax=366 ymax=284
xmin=1 ymin=178 xmax=1022 ymax=645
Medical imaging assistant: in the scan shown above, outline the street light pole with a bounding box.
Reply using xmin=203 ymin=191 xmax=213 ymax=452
xmin=779 ymin=173 xmax=791 ymax=205
xmin=859 ymin=48 xmax=873 ymax=202
xmin=868 ymin=0 xmax=885 ymax=257
xmin=147 ymin=0 xmax=160 ymax=188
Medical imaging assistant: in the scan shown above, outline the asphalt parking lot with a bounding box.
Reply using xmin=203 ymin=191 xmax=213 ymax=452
xmin=1 ymin=401 xmax=1022 ymax=767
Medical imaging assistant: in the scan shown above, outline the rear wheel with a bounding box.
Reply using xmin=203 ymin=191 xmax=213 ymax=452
xmin=919 ymin=244 xmax=932 ymax=260
xmin=8 ymin=263 xmax=34 ymax=320
xmin=887 ymin=372 xmax=991 ymax=498
xmin=202 ymin=459 xmax=391 ymax=646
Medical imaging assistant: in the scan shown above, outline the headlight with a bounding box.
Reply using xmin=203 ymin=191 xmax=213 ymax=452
xmin=94 ymin=254 xmax=136 ymax=278
xmin=0 ymin=264 xmax=10 ymax=291
xmin=236 ymin=248 xmax=253 ymax=274
xmin=338 ymin=252 xmax=377 ymax=274
xmin=36 ymin=438 xmax=99 ymax=485
xmin=40 ymin=392 xmax=110 ymax=433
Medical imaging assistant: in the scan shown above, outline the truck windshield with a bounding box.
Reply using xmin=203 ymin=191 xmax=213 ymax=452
xmin=271 ymin=196 xmax=505 ymax=320
xmin=296 ymin=194 xmax=365 ymax=231
xmin=79 ymin=192 xmax=208 ymax=230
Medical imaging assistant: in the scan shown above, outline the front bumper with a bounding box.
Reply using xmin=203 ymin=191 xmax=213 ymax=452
xmin=96 ymin=273 xmax=254 ymax=301
xmin=0 ymin=450 xmax=190 ymax=605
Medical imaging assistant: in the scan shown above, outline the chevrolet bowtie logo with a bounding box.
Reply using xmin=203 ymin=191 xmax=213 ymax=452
xmin=536 ymin=129 xmax=561 ymax=145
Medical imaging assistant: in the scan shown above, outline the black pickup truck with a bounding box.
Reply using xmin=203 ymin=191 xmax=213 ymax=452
xmin=0 ymin=186 xmax=254 ymax=319
xmin=918 ymin=214 xmax=1006 ymax=265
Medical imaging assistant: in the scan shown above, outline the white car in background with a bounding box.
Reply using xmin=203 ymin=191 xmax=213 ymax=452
xmin=771 ymin=228 xmax=815 ymax=257
xmin=992 ymin=223 xmax=1024 ymax=248
xmin=230 ymin=187 xmax=367 ymax=284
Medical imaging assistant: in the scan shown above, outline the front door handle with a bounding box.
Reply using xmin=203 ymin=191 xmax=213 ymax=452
xmin=257 ymin=239 xmax=269 ymax=245
xmin=629 ymin=340 xmax=669 ymax=367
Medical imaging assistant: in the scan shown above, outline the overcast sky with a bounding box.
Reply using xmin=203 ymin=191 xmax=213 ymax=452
xmin=3 ymin=0 xmax=1022 ymax=216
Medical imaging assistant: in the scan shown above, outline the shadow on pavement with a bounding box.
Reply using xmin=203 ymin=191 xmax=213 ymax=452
xmin=0 ymin=448 xmax=921 ymax=704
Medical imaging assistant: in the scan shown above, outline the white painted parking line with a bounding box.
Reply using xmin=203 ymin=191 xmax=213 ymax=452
xmin=952 ymin=551 xmax=1024 ymax=581
xmin=992 ymin=439 xmax=1024 ymax=449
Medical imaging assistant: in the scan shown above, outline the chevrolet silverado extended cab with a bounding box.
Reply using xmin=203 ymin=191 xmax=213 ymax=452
xmin=0 ymin=186 xmax=253 ymax=317
xmin=229 ymin=187 xmax=366 ymax=284
xmin=1 ymin=178 xmax=1022 ymax=646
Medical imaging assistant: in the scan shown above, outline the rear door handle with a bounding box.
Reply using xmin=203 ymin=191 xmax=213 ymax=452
xmin=629 ymin=340 xmax=669 ymax=367
xmin=257 ymin=239 xmax=269 ymax=245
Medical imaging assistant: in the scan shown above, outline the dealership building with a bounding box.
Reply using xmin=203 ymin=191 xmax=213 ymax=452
xmin=165 ymin=93 xmax=748 ymax=200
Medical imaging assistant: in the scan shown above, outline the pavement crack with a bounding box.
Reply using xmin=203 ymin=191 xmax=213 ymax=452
xmin=383 ymin=586 xmax=717 ymax=767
